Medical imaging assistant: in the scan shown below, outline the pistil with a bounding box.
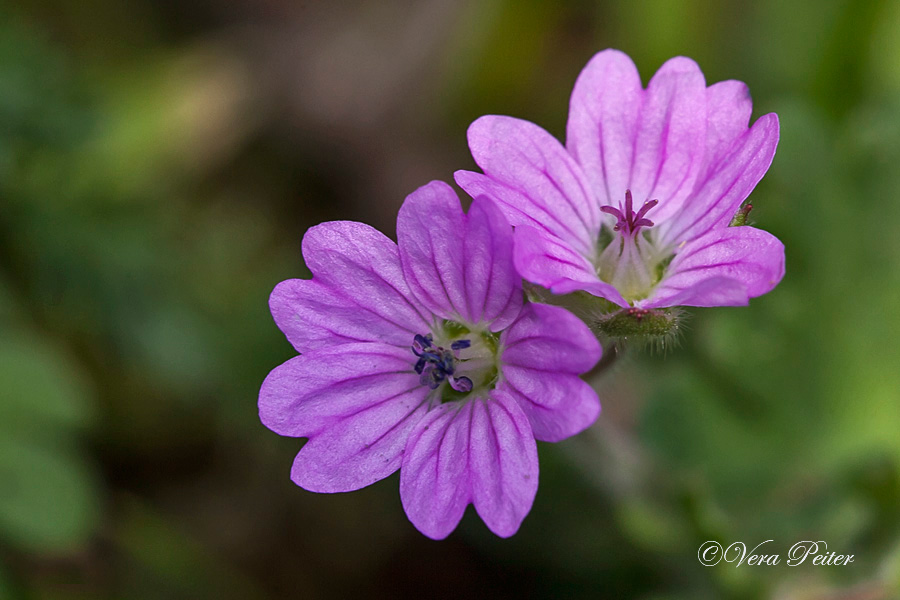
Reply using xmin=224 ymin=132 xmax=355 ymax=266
xmin=595 ymin=190 xmax=664 ymax=303
xmin=600 ymin=190 xmax=658 ymax=236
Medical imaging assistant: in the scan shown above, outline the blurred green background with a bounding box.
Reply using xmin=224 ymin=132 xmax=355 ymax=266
xmin=2 ymin=0 xmax=899 ymax=598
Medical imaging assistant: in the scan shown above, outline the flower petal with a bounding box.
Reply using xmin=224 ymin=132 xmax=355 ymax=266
xmin=647 ymin=226 xmax=785 ymax=307
xmin=458 ymin=115 xmax=600 ymax=254
xmin=501 ymin=302 xmax=601 ymax=372
xmin=259 ymin=342 xmax=422 ymax=437
xmin=629 ymin=56 xmax=707 ymax=223
xmin=260 ymin=343 xmax=430 ymax=492
xmin=399 ymin=402 xmax=474 ymax=540
xmin=512 ymin=226 xmax=628 ymax=306
xmin=396 ymin=181 xmax=467 ymax=321
xmin=275 ymin=222 xmax=430 ymax=352
xmin=469 ymin=391 xmax=539 ymax=538
xmin=701 ymin=80 xmax=753 ymax=182
xmin=642 ymin=277 xmax=749 ymax=308
xmin=566 ymin=48 xmax=643 ymax=208
xmin=660 ymin=113 xmax=780 ymax=246
xmin=290 ymin=395 xmax=430 ymax=493
xmin=464 ymin=197 xmax=523 ymax=330
xmin=499 ymin=303 xmax=602 ymax=441
xmin=269 ymin=279 xmax=406 ymax=352
xmin=500 ymin=366 xmax=599 ymax=443
xmin=399 ymin=394 xmax=539 ymax=539
xmin=396 ymin=182 xmax=522 ymax=329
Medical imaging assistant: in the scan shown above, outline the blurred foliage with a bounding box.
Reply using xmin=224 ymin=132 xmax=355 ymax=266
xmin=1 ymin=0 xmax=900 ymax=599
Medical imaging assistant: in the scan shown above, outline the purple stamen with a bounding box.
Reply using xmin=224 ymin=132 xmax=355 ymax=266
xmin=449 ymin=376 xmax=473 ymax=392
xmin=600 ymin=190 xmax=658 ymax=236
xmin=412 ymin=334 xmax=433 ymax=355
xmin=419 ymin=363 xmax=433 ymax=386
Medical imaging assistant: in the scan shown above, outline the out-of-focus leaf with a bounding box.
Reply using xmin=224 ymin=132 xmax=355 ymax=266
xmin=0 ymin=329 xmax=94 ymax=434
xmin=880 ymin=540 xmax=900 ymax=592
xmin=0 ymin=435 xmax=100 ymax=553
xmin=74 ymin=48 xmax=253 ymax=199
xmin=0 ymin=277 xmax=14 ymax=320
xmin=0 ymin=562 xmax=13 ymax=598
xmin=616 ymin=498 xmax=690 ymax=553
xmin=810 ymin=0 xmax=888 ymax=119
xmin=441 ymin=0 xmax=565 ymax=125
xmin=129 ymin=304 xmax=218 ymax=394
xmin=114 ymin=497 xmax=268 ymax=600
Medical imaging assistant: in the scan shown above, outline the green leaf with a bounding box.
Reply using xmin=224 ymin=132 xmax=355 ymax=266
xmin=0 ymin=435 xmax=100 ymax=553
xmin=0 ymin=562 xmax=14 ymax=599
xmin=0 ymin=329 xmax=94 ymax=434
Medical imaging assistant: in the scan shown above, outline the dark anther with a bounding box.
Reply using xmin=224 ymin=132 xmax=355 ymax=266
xmin=412 ymin=334 xmax=433 ymax=355
xmin=411 ymin=334 xmax=473 ymax=393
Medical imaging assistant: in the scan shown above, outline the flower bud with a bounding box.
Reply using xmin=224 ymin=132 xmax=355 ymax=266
xmin=594 ymin=306 xmax=682 ymax=350
xmin=729 ymin=202 xmax=753 ymax=227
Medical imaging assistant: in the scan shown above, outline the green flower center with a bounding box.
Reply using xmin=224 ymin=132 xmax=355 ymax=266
xmin=411 ymin=320 xmax=501 ymax=403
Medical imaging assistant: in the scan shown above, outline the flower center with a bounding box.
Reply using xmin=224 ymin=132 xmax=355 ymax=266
xmin=410 ymin=321 xmax=499 ymax=402
xmin=595 ymin=190 xmax=670 ymax=303
xmin=412 ymin=334 xmax=473 ymax=392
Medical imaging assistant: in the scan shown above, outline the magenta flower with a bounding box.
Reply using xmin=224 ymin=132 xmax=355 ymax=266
xmin=259 ymin=181 xmax=601 ymax=539
xmin=455 ymin=49 xmax=785 ymax=308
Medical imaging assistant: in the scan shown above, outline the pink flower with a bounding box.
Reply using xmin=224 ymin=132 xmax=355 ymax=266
xmin=259 ymin=181 xmax=601 ymax=539
xmin=455 ymin=49 xmax=785 ymax=308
